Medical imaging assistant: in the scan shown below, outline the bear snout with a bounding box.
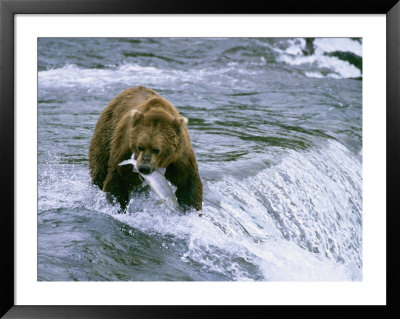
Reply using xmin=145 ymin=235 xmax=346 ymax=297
xmin=138 ymin=165 xmax=152 ymax=175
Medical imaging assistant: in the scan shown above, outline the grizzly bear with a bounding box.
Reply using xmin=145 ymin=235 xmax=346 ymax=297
xmin=88 ymin=86 xmax=203 ymax=211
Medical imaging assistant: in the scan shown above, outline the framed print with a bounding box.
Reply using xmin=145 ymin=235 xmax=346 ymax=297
xmin=1 ymin=0 xmax=399 ymax=318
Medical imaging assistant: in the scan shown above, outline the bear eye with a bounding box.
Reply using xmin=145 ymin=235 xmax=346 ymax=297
xmin=153 ymin=148 xmax=160 ymax=154
xmin=138 ymin=146 xmax=144 ymax=152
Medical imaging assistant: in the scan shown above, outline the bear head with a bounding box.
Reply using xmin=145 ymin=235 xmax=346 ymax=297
xmin=129 ymin=109 xmax=188 ymax=175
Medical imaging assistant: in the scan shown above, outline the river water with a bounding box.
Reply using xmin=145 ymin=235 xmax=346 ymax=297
xmin=38 ymin=38 xmax=362 ymax=281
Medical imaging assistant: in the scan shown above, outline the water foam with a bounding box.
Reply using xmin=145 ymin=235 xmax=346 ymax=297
xmin=275 ymin=38 xmax=362 ymax=79
xmin=314 ymin=38 xmax=362 ymax=57
xmin=38 ymin=63 xmax=245 ymax=90
xmin=207 ymin=140 xmax=362 ymax=267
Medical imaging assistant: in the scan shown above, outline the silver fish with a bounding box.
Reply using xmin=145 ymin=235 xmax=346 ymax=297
xmin=119 ymin=154 xmax=179 ymax=211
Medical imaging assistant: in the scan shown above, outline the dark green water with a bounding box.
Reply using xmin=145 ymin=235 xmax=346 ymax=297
xmin=38 ymin=38 xmax=362 ymax=281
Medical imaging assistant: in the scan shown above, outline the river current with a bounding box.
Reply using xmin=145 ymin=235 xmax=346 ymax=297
xmin=38 ymin=38 xmax=362 ymax=281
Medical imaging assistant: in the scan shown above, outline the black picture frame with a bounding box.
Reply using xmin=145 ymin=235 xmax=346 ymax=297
xmin=1 ymin=0 xmax=399 ymax=318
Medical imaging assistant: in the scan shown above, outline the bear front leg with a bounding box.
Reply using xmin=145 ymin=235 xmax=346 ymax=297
xmin=103 ymin=174 xmax=131 ymax=211
xmin=103 ymin=168 xmax=141 ymax=212
xmin=166 ymin=164 xmax=203 ymax=211
xmin=175 ymin=173 xmax=203 ymax=210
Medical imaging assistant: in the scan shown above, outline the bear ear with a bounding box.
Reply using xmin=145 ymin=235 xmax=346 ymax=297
xmin=130 ymin=110 xmax=144 ymax=126
xmin=173 ymin=116 xmax=188 ymax=130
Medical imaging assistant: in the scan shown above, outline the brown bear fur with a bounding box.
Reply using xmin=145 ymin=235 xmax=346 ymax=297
xmin=88 ymin=86 xmax=203 ymax=211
